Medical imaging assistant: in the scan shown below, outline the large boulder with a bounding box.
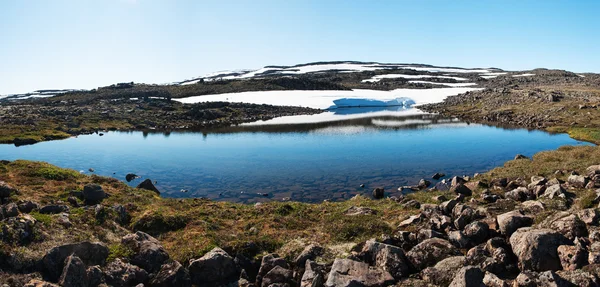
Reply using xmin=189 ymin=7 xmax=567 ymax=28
xmin=325 ymin=258 xmax=394 ymax=287
xmin=294 ymin=244 xmax=323 ymax=268
xmin=82 ymin=184 xmax=106 ymax=204
xmin=188 ymin=247 xmax=238 ymax=286
xmin=136 ymin=179 xmax=161 ymax=195
xmin=568 ymin=174 xmax=588 ymax=188
xmin=256 ymin=254 xmax=289 ymax=286
xmin=121 ymin=231 xmax=169 ymax=273
xmin=509 ymin=228 xmax=572 ymax=272
xmin=261 ymin=265 xmax=294 ymax=287
xmin=406 ymin=238 xmax=462 ymax=271
xmin=58 ymin=255 xmax=87 ymax=287
xmin=0 ymin=181 xmax=18 ymax=198
xmin=42 ymin=242 xmax=109 ymax=281
xmin=301 ymin=260 xmax=326 ymax=287
xmin=149 ymin=260 xmax=191 ymax=287
xmin=103 ymin=258 xmax=149 ymax=287
xmin=448 ymin=266 xmax=485 ymax=287
xmin=550 ymin=214 xmax=588 ymax=241
xmin=421 ymin=256 xmax=466 ymax=286
xmin=359 ymin=239 xmax=411 ymax=280
xmin=496 ymin=210 xmax=533 ymax=237
xmin=557 ymin=245 xmax=587 ymax=271
xmin=542 ymin=184 xmax=566 ymax=199
xmin=463 ymin=221 xmax=490 ymax=245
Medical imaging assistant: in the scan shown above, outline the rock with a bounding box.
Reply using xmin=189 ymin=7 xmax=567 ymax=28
xmin=261 ymin=265 xmax=294 ymax=287
xmin=556 ymin=269 xmax=600 ymax=286
xmin=149 ymin=260 xmax=191 ymax=287
xmin=550 ymin=214 xmax=588 ymax=241
xmin=3 ymin=203 xmax=19 ymax=217
xmin=429 ymin=214 xmax=452 ymax=231
xmin=496 ymin=210 xmax=533 ymax=237
xmin=0 ymin=181 xmax=18 ymax=198
xmin=463 ymin=221 xmax=490 ymax=245
xmin=57 ymin=213 xmax=72 ymax=228
xmin=401 ymin=199 xmax=420 ymax=209
xmin=136 ymin=179 xmax=161 ymax=195
xmin=126 ymin=173 xmax=139 ymax=182
xmin=104 ymin=258 xmax=149 ymax=287
xmin=82 ymin=184 xmax=106 ymax=204
xmin=448 ymin=266 xmax=484 ymax=287
xmin=568 ymin=175 xmax=588 ymax=188
xmin=417 ymin=229 xmax=445 ymax=242
xmin=432 ymin=173 xmax=446 ymax=180
xmin=421 ymin=256 xmax=466 ymax=286
xmin=59 ymin=255 xmax=87 ymax=287
xmin=510 ymin=228 xmax=572 ymax=272
xmin=42 ymin=241 xmax=109 ymax=281
xmin=67 ymin=196 xmax=79 ymax=207
xmin=531 ymin=176 xmax=547 ymax=186
xmin=578 ymin=209 xmax=600 ymax=226
xmin=23 ymin=280 xmax=59 ymax=287
xmin=433 ymin=195 xmax=447 ymax=203
xmin=406 ymin=238 xmax=462 ymax=271
xmin=451 ymin=183 xmax=472 ymax=196
xmin=294 ymin=244 xmax=323 ymax=268
xmin=372 ymin=187 xmax=384 ymax=199
xmin=542 ymin=184 xmax=566 ymax=199
xmin=188 ymin=247 xmax=237 ymax=286
xmin=454 ymin=205 xmax=476 ymax=230
xmin=112 ymin=204 xmax=130 ymax=225
xmin=325 ymin=258 xmax=394 ymax=287
xmin=86 ymin=266 xmax=104 ymax=287
xmin=440 ymin=199 xmax=458 ymax=216
xmin=483 ymin=272 xmax=508 ymax=287
xmin=505 ymin=187 xmax=529 ymax=202
xmin=557 ymin=244 xmax=587 ymax=271
xmin=39 ymin=204 xmax=69 ymax=214
xmin=345 ymin=206 xmax=376 ymax=216
xmin=491 ymin=178 xmax=508 ymax=188
xmin=359 ymin=239 xmax=411 ymax=280
xmin=256 ymin=254 xmax=289 ymax=286
xmin=451 ymin=176 xmax=467 ymax=187
xmin=418 ymin=179 xmax=431 ymax=189
xmin=301 ymin=260 xmax=326 ymax=287
xmin=514 ymin=154 xmax=529 ymax=160
xmin=589 ymin=242 xmax=600 ymax=264
xmin=399 ymin=214 xmax=423 ymax=228
xmin=122 ymin=231 xmax=170 ymax=273
xmin=521 ymin=200 xmax=545 ymax=213
xmin=448 ymin=231 xmax=470 ymax=249
xmin=435 ymin=180 xmax=451 ymax=191
xmin=17 ymin=200 xmax=39 ymax=213
xmin=513 ymin=270 xmax=569 ymax=287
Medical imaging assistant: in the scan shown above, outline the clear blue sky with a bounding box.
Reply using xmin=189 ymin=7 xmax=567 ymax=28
xmin=1 ymin=0 xmax=598 ymax=94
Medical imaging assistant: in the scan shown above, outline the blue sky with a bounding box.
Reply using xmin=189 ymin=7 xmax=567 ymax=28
xmin=1 ymin=0 xmax=598 ymax=94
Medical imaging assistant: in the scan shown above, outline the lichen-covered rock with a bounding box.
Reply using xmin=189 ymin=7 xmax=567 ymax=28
xmin=256 ymin=254 xmax=289 ymax=287
xmin=406 ymin=238 xmax=462 ymax=271
xmin=0 ymin=181 xmax=18 ymax=198
xmin=42 ymin=241 xmax=109 ymax=281
xmin=463 ymin=221 xmax=490 ymax=245
xmin=421 ymin=256 xmax=465 ymax=286
xmin=550 ymin=214 xmax=588 ymax=241
xmin=300 ymin=260 xmax=326 ymax=287
xmin=359 ymin=239 xmax=411 ymax=280
xmin=149 ymin=260 xmax=191 ymax=287
xmin=578 ymin=209 xmax=600 ymax=226
xmin=448 ymin=266 xmax=484 ymax=287
xmin=325 ymin=258 xmax=394 ymax=287
xmin=557 ymin=244 xmax=587 ymax=270
xmin=188 ymin=247 xmax=238 ymax=286
xmin=58 ymin=255 xmax=87 ymax=287
xmin=103 ymin=258 xmax=149 ymax=287
xmin=294 ymin=244 xmax=323 ymax=268
xmin=122 ymin=231 xmax=169 ymax=273
xmin=261 ymin=265 xmax=294 ymax=287
xmin=510 ymin=228 xmax=571 ymax=272
xmin=496 ymin=210 xmax=533 ymax=237
xmin=483 ymin=272 xmax=507 ymax=287
xmin=23 ymin=280 xmax=59 ymax=287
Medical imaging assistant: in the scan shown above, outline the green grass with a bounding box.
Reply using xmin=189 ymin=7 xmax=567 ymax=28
xmin=568 ymin=127 xmax=600 ymax=144
xmin=30 ymin=212 xmax=53 ymax=226
xmin=107 ymin=243 xmax=134 ymax=262
xmin=35 ymin=166 xmax=81 ymax=181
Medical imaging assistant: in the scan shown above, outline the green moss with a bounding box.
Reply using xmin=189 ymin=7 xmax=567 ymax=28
xmin=35 ymin=166 xmax=81 ymax=181
xmin=568 ymin=127 xmax=600 ymax=144
xmin=107 ymin=244 xmax=134 ymax=262
xmin=30 ymin=212 xmax=53 ymax=226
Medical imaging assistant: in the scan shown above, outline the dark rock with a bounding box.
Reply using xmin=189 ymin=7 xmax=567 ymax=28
xmin=17 ymin=200 xmax=39 ymax=213
xmin=126 ymin=173 xmax=139 ymax=182
xmin=189 ymin=247 xmax=238 ymax=286
xmin=448 ymin=231 xmax=471 ymax=249
xmin=149 ymin=260 xmax=191 ymax=287
xmin=137 ymin=179 xmax=161 ymax=195
xmin=39 ymin=204 xmax=69 ymax=214
xmin=514 ymin=154 xmax=529 ymax=160
xmin=491 ymin=178 xmax=508 ymax=188
xmin=3 ymin=203 xmax=19 ymax=218
xmin=421 ymin=256 xmax=466 ymax=286
xmin=301 ymin=260 xmax=325 ymax=287
xmin=42 ymin=242 xmax=109 ymax=281
xmin=82 ymin=184 xmax=106 ymax=204
xmin=550 ymin=214 xmax=588 ymax=241
xmin=256 ymin=254 xmax=289 ymax=287
xmin=406 ymin=238 xmax=462 ymax=271
xmin=510 ymin=228 xmax=572 ymax=272
xmin=496 ymin=210 xmax=533 ymax=237
xmin=418 ymin=179 xmax=431 ymax=189
xmin=448 ymin=266 xmax=484 ymax=287
xmin=122 ymin=231 xmax=170 ymax=273
xmin=324 ymin=258 xmax=394 ymax=287
xmin=0 ymin=181 xmax=18 ymax=198
xmin=372 ymin=187 xmax=384 ymax=199
xmin=294 ymin=244 xmax=323 ymax=268
xmin=103 ymin=259 xmax=149 ymax=287
xmin=432 ymin=173 xmax=446 ymax=180
xmin=58 ymin=255 xmax=87 ymax=287
xmin=451 ymin=183 xmax=472 ymax=196
xmin=463 ymin=221 xmax=490 ymax=245
xmin=67 ymin=196 xmax=80 ymax=207
xmin=261 ymin=266 xmax=293 ymax=287
xmin=359 ymin=239 xmax=411 ymax=280
xmin=86 ymin=266 xmax=104 ymax=287
xmin=557 ymin=244 xmax=587 ymax=271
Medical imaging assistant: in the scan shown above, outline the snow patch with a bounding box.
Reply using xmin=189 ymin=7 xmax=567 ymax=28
xmin=242 ymin=108 xmax=426 ymax=125
xmin=512 ymin=73 xmax=535 ymax=77
xmin=408 ymin=81 xmax=478 ymax=87
xmin=362 ymin=74 xmax=468 ymax=83
xmin=479 ymin=72 xmax=507 ymax=79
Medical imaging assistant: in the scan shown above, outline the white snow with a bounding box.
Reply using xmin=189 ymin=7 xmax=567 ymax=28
xmin=242 ymin=108 xmax=426 ymax=125
xmin=512 ymin=73 xmax=535 ymax=77
xmin=174 ymin=87 xmax=481 ymax=110
xmin=578 ymin=74 xmax=586 ymax=78
xmin=361 ymin=74 xmax=468 ymax=83
xmin=332 ymin=97 xmax=415 ymax=108
xmin=401 ymin=66 xmax=490 ymax=74
xmin=479 ymin=72 xmax=507 ymax=79
xmin=408 ymin=81 xmax=478 ymax=87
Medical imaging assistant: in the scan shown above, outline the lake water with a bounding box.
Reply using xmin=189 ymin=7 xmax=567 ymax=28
xmin=0 ymin=110 xmax=591 ymax=202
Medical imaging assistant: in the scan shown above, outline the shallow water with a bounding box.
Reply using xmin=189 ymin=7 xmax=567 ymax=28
xmin=0 ymin=111 xmax=591 ymax=203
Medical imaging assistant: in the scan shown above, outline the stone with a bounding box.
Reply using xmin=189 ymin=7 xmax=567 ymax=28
xmin=3 ymin=203 xmax=19 ymax=217
xmin=432 ymin=173 xmax=446 ymax=180
xmin=491 ymin=178 xmax=508 ymax=188
xmin=406 ymin=238 xmax=462 ymax=271
xmin=451 ymin=176 xmax=467 ymax=187
xmin=0 ymin=181 xmax=18 ymax=198
xmin=126 ymin=173 xmax=139 ymax=182
xmin=448 ymin=231 xmax=470 ymax=249
xmin=136 ymin=179 xmax=161 ymax=195
xmin=324 ymin=258 xmax=394 ymax=287
xmin=513 ymin=270 xmax=569 ymax=287
xmin=401 ymin=199 xmax=420 ymax=209
xmin=578 ymin=209 xmax=600 ymax=226
xmin=399 ymin=214 xmax=422 ymax=228
xmin=483 ymin=272 xmax=508 ymax=287
xmin=294 ymin=244 xmax=323 ymax=268
xmin=58 ymin=255 xmax=87 ymax=287
xmin=568 ymin=174 xmax=589 ymax=188
xmin=454 ymin=206 xmax=476 ymax=230
xmin=463 ymin=221 xmax=489 ymax=245
xmin=557 ymin=244 xmax=587 ymax=271
xmin=514 ymin=154 xmax=529 ymax=160
xmin=521 ymin=200 xmax=545 ymax=213
xmin=42 ymin=241 xmax=109 ymax=281
xmin=23 ymin=280 xmax=59 ymax=287
xmin=149 ymin=260 xmax=191 ymax=287
xmin=359 ymin=239 xmax=411 ymax=280
xmin=504 ymin=187 xmax=528 ymax=202
xmin=301 ymin=260 xmax=326 ymax=287
xmin=510 ymin=228 xmax=572 ymax=272
xmin=542 ymin=184 xmax=566 ymax=199
xmin=418 ymin=179 xmax=431 ymax=189
xmin=39 ymin=204 xmax=69 ymax=214
xmin=496 ymin=210 xmax=533 ymax=236
xmin=556 ymin=269 xmax=600 ymax=286
xmin=421 ymin=256 xmax=466 ymax=286
xmin=17 ymin=200 xmax=39 ymax=213
xmin=83 ymin=184 xmax=106 ymax=204
xmin=256 ymin=254 xmax=290 ymax=287
xmin=104 ymin=258 xmax=149 ymax=287
xmin=122 ymin=231 xmax=170 ymax=273
xmin=531 ymin=176 xmax=547 ymax=186
xmin=589 ymin=242 xmax=600 ymax=264
xmin=429 ymin=214 xmax=452 ymax=231
xmin=261 ymin=266 xmax=293 ymax=287
xmin=86 ymin=266 xmax=104 ymax=287
xmin=440 ymin=199 xmax=458 ymax=216
xmin=188 ymin=247 xmax=237 ymax=286
xmin=448 ymin=266 xmax=484 ymax=287
xmin=451 ymin=183 xmax=472 ymax=196
xmin=345 ymin=206 xmax=376 ymax=216
xmin=550 ymin=214 xmax=588 ymax=241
